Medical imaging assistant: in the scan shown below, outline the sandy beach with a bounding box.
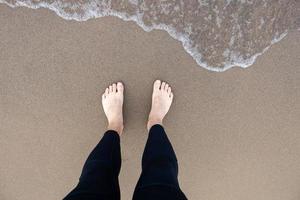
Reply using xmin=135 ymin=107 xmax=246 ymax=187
xmin=0 ymin=5 xmax=299 ymax=200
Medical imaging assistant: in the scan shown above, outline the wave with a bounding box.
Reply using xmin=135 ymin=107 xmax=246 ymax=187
xmin=1 ymin=0 xmax=299 ymax=71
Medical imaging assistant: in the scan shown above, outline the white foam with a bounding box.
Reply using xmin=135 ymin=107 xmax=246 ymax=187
xmin=0 ymin=0 xmax=290 ymax=72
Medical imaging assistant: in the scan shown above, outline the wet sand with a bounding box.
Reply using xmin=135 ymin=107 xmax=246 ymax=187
xmin=0 ymin=5 xmax=299 ymax=200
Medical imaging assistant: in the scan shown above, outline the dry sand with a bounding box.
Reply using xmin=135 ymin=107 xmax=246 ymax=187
xmin=0 ymin=5 xmax=299 ymax=200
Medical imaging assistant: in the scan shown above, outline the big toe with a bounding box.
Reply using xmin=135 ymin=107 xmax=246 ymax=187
xmin=117 ymin=82 xmax=124 ymax=93
xmin=153 ymin=80 xmax=161 ymax=91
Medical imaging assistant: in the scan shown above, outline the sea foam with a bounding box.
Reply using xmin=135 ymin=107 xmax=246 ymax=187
xmin=1 ymin=0 xmax=298 ymax=72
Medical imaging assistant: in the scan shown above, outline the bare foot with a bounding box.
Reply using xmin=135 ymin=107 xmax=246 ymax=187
xmin=102 ymin=82 xmax=124 ymax=135
xmin=147 ymin=80 xmax=174 ymax=130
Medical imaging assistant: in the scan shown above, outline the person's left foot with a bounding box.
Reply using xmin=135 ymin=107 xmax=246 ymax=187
xmin=102 ymin=82 xmax=124 ymax=135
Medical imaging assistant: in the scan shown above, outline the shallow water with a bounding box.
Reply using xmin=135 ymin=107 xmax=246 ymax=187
xmin=1 ymin=0 xmax=299 ymax=71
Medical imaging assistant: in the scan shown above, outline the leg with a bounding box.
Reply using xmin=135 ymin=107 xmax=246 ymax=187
xmin=133 ymin=80 xmax=187 ymax=200
xmin=64 ymin=130 xmax=121 ymax=200
xmin=64 ymin=82 xmax=125 ymax=200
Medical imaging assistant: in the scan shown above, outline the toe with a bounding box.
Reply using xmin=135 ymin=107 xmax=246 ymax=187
xmin=102 ymin=93 xmax=106 ymax=100
xmin=161 ymin=82 xmax=166 ymax=90
xmin=170 ymin=92 xmax=174 ymax=99
xmin=167 ymin=86 xmax=171 ymax=94
xmin=109 ymin=85 xmax=113 ymax=93
xmin=112 ymin=83 xmax=117 ymax=93
xmin=105 ymin=88 xmax=109 ymax=95
xmin=117 ymin=82 xmax=124 ymax=93
xmin=153 ymin=80 xmax=161 ymax=90
xmin=164 ymin=83 xmax=169 ymax=91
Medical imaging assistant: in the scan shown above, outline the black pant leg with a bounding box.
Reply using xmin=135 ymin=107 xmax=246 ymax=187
xmin=133 ymin=124 xmax=187 ymax=200
xmin=64 ymin=130 xmax=121 ymax=200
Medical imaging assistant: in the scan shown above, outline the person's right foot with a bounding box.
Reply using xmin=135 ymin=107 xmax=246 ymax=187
xmin=147 ymin=80 xmax=174 ymax=130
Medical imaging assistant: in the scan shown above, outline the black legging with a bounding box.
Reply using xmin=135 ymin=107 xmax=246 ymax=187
xmin=63 ymin=124 xmax=187 ymax=200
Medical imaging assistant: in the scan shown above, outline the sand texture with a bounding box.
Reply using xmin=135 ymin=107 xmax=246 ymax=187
xmin=0 ymin=5 xmax=300 ymax=200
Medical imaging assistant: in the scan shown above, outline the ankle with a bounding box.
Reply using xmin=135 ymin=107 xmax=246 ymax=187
xmin=107 ymin=121 xmax=123 ymax=135
xmin=147 ymin=117 xmax=163 ymax=131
